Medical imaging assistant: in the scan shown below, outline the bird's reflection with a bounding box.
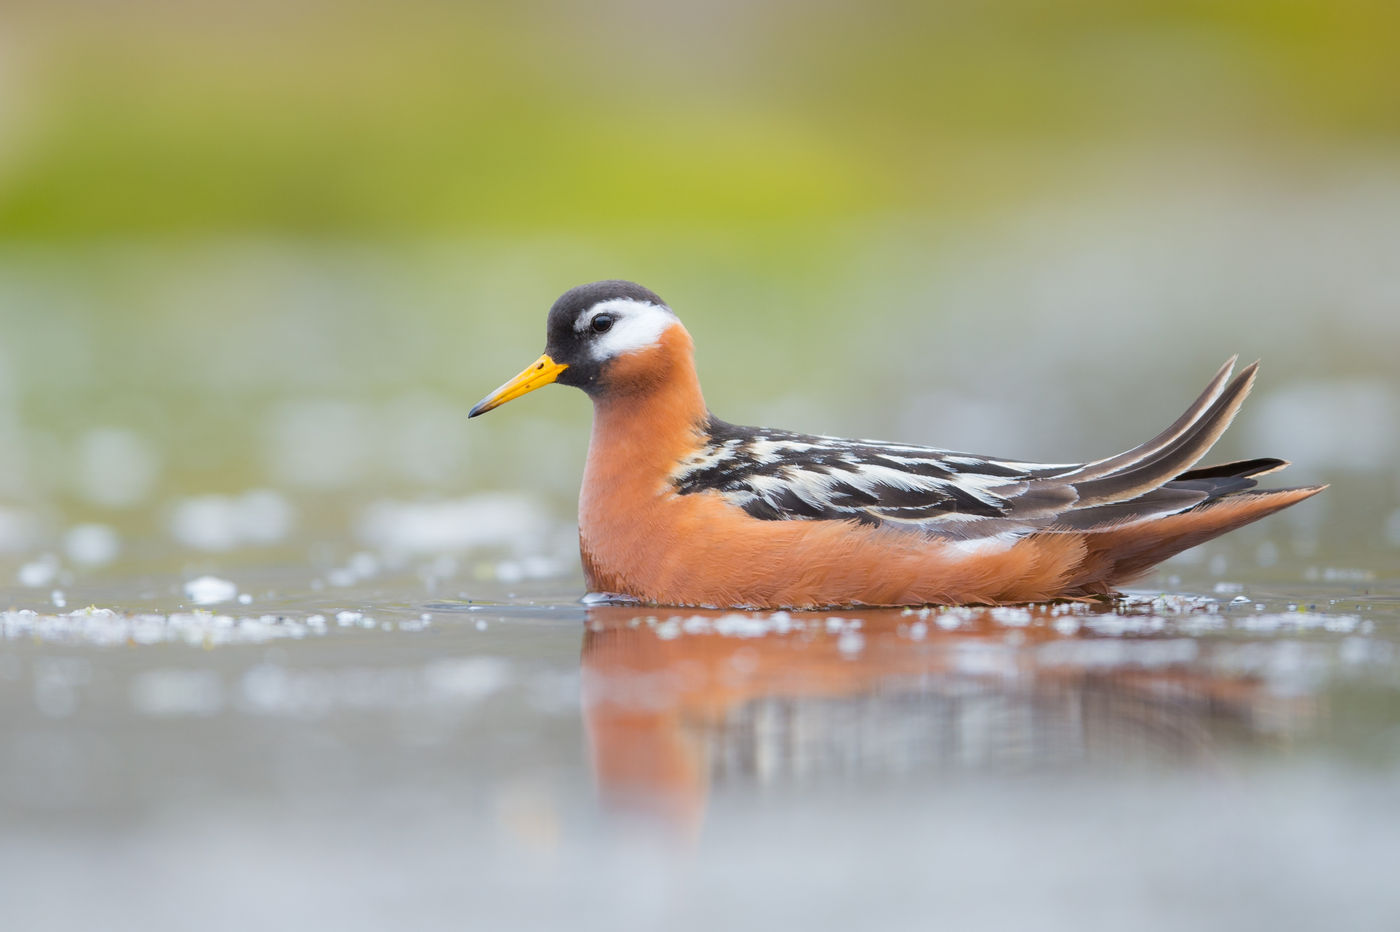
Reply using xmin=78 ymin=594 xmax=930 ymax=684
xmin=579 ymin=603 xmax=1315 ymax=833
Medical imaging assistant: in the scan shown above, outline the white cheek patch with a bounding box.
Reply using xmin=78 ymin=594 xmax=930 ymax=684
xmin=576 ymin=298 xmax=678 ymax=361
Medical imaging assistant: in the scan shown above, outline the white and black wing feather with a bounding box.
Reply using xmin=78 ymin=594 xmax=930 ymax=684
xmin=672 ymin=358 xmax=1285 ymax=540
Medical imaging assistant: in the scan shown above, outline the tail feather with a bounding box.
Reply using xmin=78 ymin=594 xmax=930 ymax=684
xmin=1177 ymin=457 xmax=1289 ymax=481
xmin=996 ymin=356 xmax=1322 ymax=598
xmin=1061 ymin=356 xmax=1238 ymax=484
xmin=1051 ymin=487 xmax=1209 ymax=531
xmin=1065 ymin=485 xmax=1327 ymax=594
xmin=1069 ymin=362 xmax=1259 ymax=508
xmin=1054 ymin=462 xmax=1285 ymax=532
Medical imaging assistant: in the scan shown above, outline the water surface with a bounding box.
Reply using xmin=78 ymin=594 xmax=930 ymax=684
xmin=2 ymin=225 xmax=1398 ymax=928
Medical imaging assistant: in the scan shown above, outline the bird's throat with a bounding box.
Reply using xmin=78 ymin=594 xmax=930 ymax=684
xmin=579 ymin=327 xmax=709 ymax=555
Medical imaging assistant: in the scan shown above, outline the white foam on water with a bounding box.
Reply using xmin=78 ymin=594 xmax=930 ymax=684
xmin=714 ymin=613 xmax=777 ymax=638
xmin=1 ymin=607 xmax=332 ymax=647
xmin=184 ymin=576 xmax=238 ymax=606
xmin=989 ymin=606 xmax=1033 ymax=627
xmin=63 ymin=523 xmax=121 ymax=566
xmin=169 ymin=489 xmax=294 ymax=551
xmin=836 ymin=630 xmax=865 ymax=656
xmin=17 ymin=553 xmax=59 ymax=587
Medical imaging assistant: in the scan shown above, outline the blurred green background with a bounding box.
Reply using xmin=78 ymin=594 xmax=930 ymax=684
xmin=5 ymin=7 xmax=1400 ymax=924
xmin=5 ymin=1 xmax=1400 ymax=236
xmin=1 ymin=0 xmax=1398 ymax=570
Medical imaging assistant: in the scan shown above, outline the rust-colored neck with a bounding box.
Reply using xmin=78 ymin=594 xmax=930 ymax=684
xmin=580 ymin=324 xmax=708 ymax=524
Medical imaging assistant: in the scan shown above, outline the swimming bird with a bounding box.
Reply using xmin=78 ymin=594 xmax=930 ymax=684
xmin=469 ymin=280 xmax=1323 ymax=609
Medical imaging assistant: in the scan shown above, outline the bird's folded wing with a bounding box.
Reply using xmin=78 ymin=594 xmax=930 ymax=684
xmin=675 ymin=359 xmax=1292 ymax=540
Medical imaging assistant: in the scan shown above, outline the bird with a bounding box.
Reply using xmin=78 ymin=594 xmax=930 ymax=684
xmin=468 ymin=280 xmax=1324 ymax=610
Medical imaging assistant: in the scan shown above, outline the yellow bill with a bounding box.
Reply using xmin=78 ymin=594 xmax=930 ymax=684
xmin=468 ymin=354 xmax=568 ymax=417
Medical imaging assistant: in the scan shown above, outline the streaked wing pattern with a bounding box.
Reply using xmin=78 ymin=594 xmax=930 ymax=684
xmin=672 ymin=358 xmax=1278 ymax=540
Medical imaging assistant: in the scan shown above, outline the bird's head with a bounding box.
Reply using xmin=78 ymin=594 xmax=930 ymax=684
xmin=469 ymin=280 xmax=690 ymax=417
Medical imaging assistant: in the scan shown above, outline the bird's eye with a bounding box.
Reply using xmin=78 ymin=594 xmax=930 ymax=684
xmin=590 ymin=314 xmax=615 ymax=334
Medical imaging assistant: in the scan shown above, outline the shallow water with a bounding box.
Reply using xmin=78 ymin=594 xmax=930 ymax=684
xmin=2 ymin=524 xmax=1398 ymax=930
xmin=2 ymin=215 xmax=1399 ymax=927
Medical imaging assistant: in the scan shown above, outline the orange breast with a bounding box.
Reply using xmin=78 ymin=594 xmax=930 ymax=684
xmin=574 ymin=327 xmax=1084 ymax=608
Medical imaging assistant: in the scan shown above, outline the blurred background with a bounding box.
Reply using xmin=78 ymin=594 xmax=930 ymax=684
xmin=1 ymin=0 xmax=1398 ymax=567
xmin=3 ymin=3 xmax=1400 ymax=929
